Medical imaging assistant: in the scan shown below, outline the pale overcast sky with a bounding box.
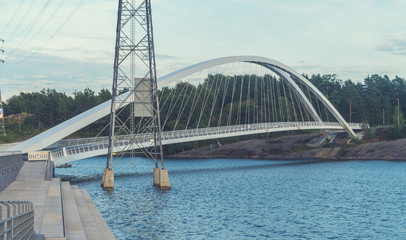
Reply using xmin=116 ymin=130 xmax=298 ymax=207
xmin=0 ymin=0 xmax=405 ymax=100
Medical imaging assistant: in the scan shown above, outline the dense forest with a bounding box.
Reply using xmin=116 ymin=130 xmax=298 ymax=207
xmin=1 ymin=74 xmax=406 ymax=147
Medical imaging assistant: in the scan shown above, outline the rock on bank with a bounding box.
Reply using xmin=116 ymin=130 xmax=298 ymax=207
xmin=168 ymin=133 xmax=406 ymax=160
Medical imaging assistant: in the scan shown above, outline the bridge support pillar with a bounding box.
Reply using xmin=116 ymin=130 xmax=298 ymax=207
xmin=101 ymin=168 xmax=114 ymax=191
xmin=159 ymin=169 xmax=171 ymax=190
xmin=153 ymin=167 xmax=160 ymax=187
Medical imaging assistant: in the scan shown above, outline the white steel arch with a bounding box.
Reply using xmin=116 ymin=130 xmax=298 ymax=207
xmin=9 ymin=56 xmax=356 ymax=153
xmin=159 ymin=56 xmax=356 ymax=139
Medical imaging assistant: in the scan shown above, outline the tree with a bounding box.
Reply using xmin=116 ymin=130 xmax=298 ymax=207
xmin=361 ymin=120 xmax=373 ymax=140
xmin=393 ymin=106 xmax=405 ymax=130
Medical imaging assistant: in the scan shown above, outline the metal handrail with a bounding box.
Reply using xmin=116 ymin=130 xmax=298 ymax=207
xmin=50 ymin=121 xmax=363 ymax=160
xmin=0 ymin=151 xmax=22 ymax=157
xmin=0 ymin=201 xmax=35 ymax=240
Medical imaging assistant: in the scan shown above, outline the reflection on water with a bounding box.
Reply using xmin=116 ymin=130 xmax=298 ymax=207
xmin=56 ymin=157 xmax=406 ymax=239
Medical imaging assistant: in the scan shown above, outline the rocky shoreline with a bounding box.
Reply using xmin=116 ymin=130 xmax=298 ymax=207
xmin=168 ymin=132 xmax=406 ymax=161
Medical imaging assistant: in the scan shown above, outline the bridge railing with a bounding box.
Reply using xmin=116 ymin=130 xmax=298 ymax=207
xmin=57 ymin=136 xmax=109 ymax=148
xmin=27 ymin=151 xmax=50 ymax=161
xmin=49 ymin=121 xmax=362 ymax=160
xmin=0 ymin=201 xmax=35 ymax=240
xmin=0 ymin=151 xmax=22 ymax=157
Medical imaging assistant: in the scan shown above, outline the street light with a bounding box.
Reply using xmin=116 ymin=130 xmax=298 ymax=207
xmin=383 ymin=108 xmax=385 ymax=125
xmin=397 ymin=98 xmax=400 ymax=126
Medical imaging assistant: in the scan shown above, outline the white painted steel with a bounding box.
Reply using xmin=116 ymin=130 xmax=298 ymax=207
xmin=27 ymin=151 xmax=49 ymax=161
xmin=10 ymin=56 xmax=356 ymax=153
xmin=0 ymin=151 xmax=22 ymax=157
xmin=51 ymin=121 xmax=362 ymax=165
xmin=159 ymin=56 xmax=357 ymax=138
xmin=8 ymin=91 xmax=131 ymax=153
xmin=269 ymin=67 xmax=331 ymax=140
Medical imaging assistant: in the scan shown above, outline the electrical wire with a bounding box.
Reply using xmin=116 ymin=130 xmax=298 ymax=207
xmin=5 ymin=0 xmax=52 ymax=57
xmin=0 ymin=0 xmax=25 ymax=35
xmin=8 ymin=0 xmax=85 ymax=64
xmin=6 ymin=0 xmax=38 ymax=41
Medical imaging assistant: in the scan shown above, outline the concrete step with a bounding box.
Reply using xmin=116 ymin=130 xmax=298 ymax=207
xmin=80 ymin=189 xmax=115 ymax=240
xmin=61 ymin=182 xmax=87 ymax=240
xmin=40 ymin=178 xmax=64 ymax=238
xmin=71 ymin=185 xmax=104 ymax=240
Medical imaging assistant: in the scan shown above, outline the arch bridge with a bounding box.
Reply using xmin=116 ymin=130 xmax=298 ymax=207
xmin=7 ymin=56 xmax=362 ymax=165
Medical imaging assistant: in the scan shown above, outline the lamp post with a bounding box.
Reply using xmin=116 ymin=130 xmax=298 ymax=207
xmin=397 ymin=98 xmax=400 ymax=126
xmin=383 ymin=108 xmax=385 ymax=125
xmin=349 ymin=101 xmax=352 ymax=123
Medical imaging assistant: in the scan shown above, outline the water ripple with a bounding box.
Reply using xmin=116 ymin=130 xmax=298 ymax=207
xmin=56 ymin=158 xmax=406 ymax=239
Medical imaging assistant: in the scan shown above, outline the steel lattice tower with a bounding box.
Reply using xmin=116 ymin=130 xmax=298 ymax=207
xmin=101 ymin=0 xmax=168 ymax=190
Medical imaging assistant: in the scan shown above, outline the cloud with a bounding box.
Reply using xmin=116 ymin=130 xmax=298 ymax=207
xmin=375 ymin=35 xmax=406 ymax=55
xmin=33 ymin=74 xmax=48 ymax=79
xmin=156 ymin=54 xmax=179 ymax=60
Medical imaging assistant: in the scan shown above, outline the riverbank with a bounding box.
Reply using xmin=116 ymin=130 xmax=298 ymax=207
xmin=0 ymin=161 xmax=115 ymax=239
xmin=168 ymin=132 xmax=406 ymax=161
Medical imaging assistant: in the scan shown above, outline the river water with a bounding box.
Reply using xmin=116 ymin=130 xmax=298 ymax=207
xmin=56 ymin=157 xmax=406 ymax=239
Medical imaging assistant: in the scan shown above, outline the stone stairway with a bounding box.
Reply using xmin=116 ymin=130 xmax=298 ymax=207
xmin=0 ymin=161 xmax=115 ymax=240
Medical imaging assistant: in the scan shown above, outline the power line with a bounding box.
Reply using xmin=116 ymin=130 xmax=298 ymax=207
xmin=6 ymin=0 xmax=38 ymax=41
xmin=8 ymin=0 xmax=85 ymax=64
xmin=0 ymin=0 xmax=24 ymax=35
xmin=10 ymin=0 xmax=52 ymax=42
xmin=5 ymin=0 xmax=55 ymax=59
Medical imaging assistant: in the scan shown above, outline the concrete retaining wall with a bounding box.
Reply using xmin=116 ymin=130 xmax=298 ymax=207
xmin=0 ymin=154 xmax=23 ymax=191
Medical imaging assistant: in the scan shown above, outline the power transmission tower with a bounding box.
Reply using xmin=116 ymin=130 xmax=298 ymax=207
xmin=0 ymin=90 xmax=6 ymax=136
xmin=101 ymin=0 xmax=170 ymax=190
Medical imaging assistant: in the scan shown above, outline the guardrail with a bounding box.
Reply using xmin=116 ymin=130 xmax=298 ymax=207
xmin=57 ymin=121 xmax=362 ymax=148
xmin=50 ymin=121 xmax=363 ymax=161
xmin=27 ymin=151 xmax=49 ymax=161
xmin=0 ymin=152 xmax=22 ymax=157
xmin=0 ymin=201 xmax=35 ymax=240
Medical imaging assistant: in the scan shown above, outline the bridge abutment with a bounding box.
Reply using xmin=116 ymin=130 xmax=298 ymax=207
xmin=101 ymin=168 xmax=114 ymax=191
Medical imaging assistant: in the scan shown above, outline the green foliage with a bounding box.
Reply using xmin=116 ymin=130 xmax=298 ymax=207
xmin=2 ymin=88 xmax=112 ymax=142
xmin=0 ymin=121 xmax=41 ymax=144
xmin=3 ymin=72 xmax=406 ymax=145
xmin=382 ymin=106 xmax=406 ymax=140
xmin=361 ymin=120 xmax=374 ymax=140
xmin=393 ymin=106 xmax=405 ymax=130
xmin=307 ymin=74 xmax=406 ymax=126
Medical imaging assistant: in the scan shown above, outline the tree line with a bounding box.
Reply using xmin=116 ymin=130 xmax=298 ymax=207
xmin=307 ymin=74 xmax=406 ymax=126
xmin=2 ymin=73 xmax=406 ymax=145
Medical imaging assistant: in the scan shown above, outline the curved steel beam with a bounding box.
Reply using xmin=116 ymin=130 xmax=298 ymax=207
xmin=9 ymin=91 xmax=131 ymax=153
xmin=159 ymin=56 xmax=356 ymax=139
xmin=268 ymin=66 xmax=331 ymax=140
xmin=10 ymin=55 xmax=355 ymax=153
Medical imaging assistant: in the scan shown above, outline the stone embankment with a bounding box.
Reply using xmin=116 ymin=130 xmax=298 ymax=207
xmin=169 ymin=133 xmax=406 ymax=160
xmin=0 ymin=161 xmax=115 ymax=240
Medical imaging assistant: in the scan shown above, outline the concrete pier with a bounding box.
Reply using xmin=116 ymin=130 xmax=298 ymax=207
xmin=0 ymin=161 xmax=115 ymax=239
xmin=153 ymin=167 xmax=160 ymax=187
xmin=101 ymin=168 xmax=114 ymax=191
xmin=159 ymin=168 xmax=171 ymax=190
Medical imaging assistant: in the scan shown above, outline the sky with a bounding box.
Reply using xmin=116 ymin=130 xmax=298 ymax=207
xmin=0 ymin=0 xmax=405 ymax=101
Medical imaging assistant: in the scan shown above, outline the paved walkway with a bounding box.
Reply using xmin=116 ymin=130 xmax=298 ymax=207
xmin=0 ymin=161 xmax=115 ymax=240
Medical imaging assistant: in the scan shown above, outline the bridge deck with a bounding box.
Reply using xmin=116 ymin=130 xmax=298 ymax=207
xmin=50 ymin=121 xmax=362 ymax=165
